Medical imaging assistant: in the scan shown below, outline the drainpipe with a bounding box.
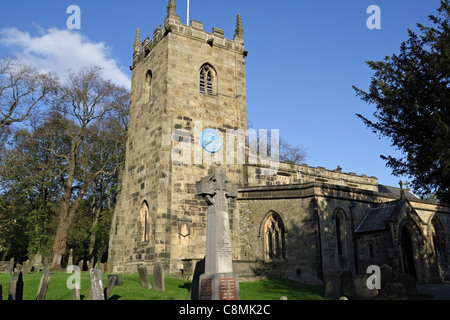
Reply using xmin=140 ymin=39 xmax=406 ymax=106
xmin=312 ymin=197 xmax=324 ymax=281
xmin=349 ymin=201 xmax=359 ymax=275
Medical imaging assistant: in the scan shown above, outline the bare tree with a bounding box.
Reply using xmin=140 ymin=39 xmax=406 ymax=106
xmin=0 ymin=57 xmax=56 ymax=129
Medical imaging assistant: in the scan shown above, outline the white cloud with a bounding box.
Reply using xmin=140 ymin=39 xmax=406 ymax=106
xmin=0 ymin=27 xmax=131 ymax=89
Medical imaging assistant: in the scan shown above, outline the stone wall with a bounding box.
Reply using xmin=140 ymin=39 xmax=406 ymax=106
xmin=245 ymin=162 xmax=379 ymax=192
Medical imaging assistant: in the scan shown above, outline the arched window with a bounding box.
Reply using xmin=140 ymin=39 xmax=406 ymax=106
xmin=263 ymin=212 xmax=286 ymax=261
xmin=145 ymin=70 xmax=152 ymax=101
xmin=139 ymin=201 xmax=149 ymax=242
xmin=335 ymin=209 xmax=348 ymax=256
xmin=431 ymin=215 xmax=447 ymax=269
xmin=199 ymin=64 xmax=216 ymax=95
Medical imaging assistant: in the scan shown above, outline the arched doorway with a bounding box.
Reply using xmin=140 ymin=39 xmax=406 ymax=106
xmin=400 ymin=225 xmax=417 ymax=279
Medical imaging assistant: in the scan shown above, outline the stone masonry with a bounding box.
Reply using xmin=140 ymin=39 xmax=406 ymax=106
xmin=108 ymin=0 xmax=450 ymax=284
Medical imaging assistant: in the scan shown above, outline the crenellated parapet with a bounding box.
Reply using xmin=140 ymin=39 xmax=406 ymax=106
xmin=132 ymin=0 xmax=246 ymax=69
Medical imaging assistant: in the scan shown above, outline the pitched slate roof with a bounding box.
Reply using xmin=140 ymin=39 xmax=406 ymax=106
xmin=355 ymin=201 xmax=400 ymax=233
xmin=378 ymin=185 xmax=420 ymax=199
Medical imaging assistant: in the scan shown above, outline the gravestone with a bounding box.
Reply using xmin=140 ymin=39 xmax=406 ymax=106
xmin=137 ymin=265 xmax=152 ymax=289
xmin=196 ymin=168 xmax=240 ymax=300
xmin=73 ymin=283 xmax=81 ymax=301
xmin=380 ymin=264 xmax=394 ymax=289
xmin=31 ymin=254 xmax=43 ymax=272
xmin=153 ymin=262 xmax=165 ymax=291
xmin=67 ymin=249 xmax=73 ymax=267
xmin=324 ymin=273 xmax=342 ymax=299
xmin=43 ymin=256 xmax=49 ymax=271
xmin=8 ymin=271 xmax=23 ymax=300
xmin=88 ymin=268 xmax=105 ymax=300
xmin=353 ymin=274 xmax=378 ymax=300
xmin=35 ymin=269 xmax=51 ymax=300
xmin=8 ymin=258 xmax=14 ymax=276
xmin=108 ymin=274 xmax=123 ymax=286
xmin=78 ymin=259 xmax=84 ymax=272
xmin=104 ymin=275 xmax=118 ymax=300
xmin=340 ymin=270 xmax=354 ymax=296
xmin=22 ymin=260 xmax=30 ymax=274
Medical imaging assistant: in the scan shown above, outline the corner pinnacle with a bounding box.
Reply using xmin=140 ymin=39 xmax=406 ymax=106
xmin=234 ymin=13 xmax=244 ymax=39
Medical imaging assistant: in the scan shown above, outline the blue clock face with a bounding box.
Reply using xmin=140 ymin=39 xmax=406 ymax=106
xmin=201 ymin=129 xmax=222 ymax=153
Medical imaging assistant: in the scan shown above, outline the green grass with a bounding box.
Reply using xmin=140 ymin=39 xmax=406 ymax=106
xmin=0 ymin=272 xmax=326 ymax=300
xmin=240 ymin=278 xmax=326 ymax=300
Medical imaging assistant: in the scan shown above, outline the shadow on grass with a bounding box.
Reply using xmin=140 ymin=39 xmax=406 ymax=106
xmin=178 ymin=282 xmax=191 ymax=292
xmin=240 ymin=278 xmax=326 ymax=300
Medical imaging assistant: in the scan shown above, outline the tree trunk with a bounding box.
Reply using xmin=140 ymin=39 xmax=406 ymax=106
xmin=51 ymin=183 xmax=86 ymax=269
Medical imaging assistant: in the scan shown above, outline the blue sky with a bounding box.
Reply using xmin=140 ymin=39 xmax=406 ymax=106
xmin=0 ymin=0 xmax=443 ymax=189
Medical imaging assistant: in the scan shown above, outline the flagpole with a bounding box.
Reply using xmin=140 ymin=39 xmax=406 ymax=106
xmin=187 ymin=0 xmax=190 ymax=26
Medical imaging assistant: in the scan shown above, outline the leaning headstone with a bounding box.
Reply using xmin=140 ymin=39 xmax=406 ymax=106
xmin=153 ymin=262 xmax=165 ymax=292
xmin=8 ymin=271 xmax=23 ymax=300
xmin=104 ymin=275 xmax=118 ymax=300
xmin=108 ymin=274 xmax=123 ymax=286
xmin=78 ymin=259 xmax=84 ymax=272
xmin=137 ymin=265 xmax=152 ymax=289
xmin=196 ymin=169 xmax=240 ymax=300
xmin=88 ymin=268 xmax=105 ymax=300
xmin=35 ymin=269 xmax=51 ymax=300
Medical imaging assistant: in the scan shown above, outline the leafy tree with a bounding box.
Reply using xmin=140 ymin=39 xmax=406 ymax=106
xmin=49 ymin=66 xmax=129 ymax=269
xmin=353 ymin=0 xmax=450 ymax=203
xmin=0 ymin=123 xmax=63 ymax=260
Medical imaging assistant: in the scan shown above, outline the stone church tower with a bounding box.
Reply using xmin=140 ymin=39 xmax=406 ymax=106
xmin=109 ymin=0 xmax=248 ymax=274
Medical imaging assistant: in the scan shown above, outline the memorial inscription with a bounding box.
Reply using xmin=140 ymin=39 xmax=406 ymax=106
xmin=200 ymin=279 xmax=212 ymax=300
xmin=219 ymin=278 xmax=237 ymax=300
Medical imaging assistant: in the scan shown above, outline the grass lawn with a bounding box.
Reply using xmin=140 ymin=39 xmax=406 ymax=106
xmin=0 ymin=272 xmax=326 ymax=300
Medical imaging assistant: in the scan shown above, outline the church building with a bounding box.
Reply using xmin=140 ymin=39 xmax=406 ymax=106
xmin=108 ymin=0 xmax=450 ymax=285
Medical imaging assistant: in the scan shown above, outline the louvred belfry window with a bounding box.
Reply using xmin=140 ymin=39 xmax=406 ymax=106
xmin=199 ymin=64 xmax=215 ymax=95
